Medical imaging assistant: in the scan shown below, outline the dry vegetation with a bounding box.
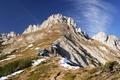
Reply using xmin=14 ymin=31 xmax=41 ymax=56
xmin=6 ymin=57 xmax=120 ymax=80
xmin=1 ymin=23 xmax=120 ymax=80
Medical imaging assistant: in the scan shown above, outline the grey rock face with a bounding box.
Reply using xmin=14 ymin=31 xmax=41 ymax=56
xmin=52 ymin=30 xmax=120 ymax=67
xmin=20 ymin=14 xmax=120 ymax=68
xmin=1 ymin=14 xmax=120 ymax=68
xmin=92 ymin=32 xmax=120 ymax=51
xmin=92 ymin=32 xmax=107 ymax=43
xmin=7 ymin=31 xmax=16 ymax=38
xmin=23 ymin=14 xmax=78 ymax=34
xmin=23 ymin=25 xmax=40 ymax=34
xmin=116 ymin=40 xmax=120 ymax=50
xmin=0 ymin=32 xmax=17 ymax=45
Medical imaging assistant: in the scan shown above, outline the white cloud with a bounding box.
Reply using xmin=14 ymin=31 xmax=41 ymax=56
xmin=65 ymin=0 xmax=115 ymax=35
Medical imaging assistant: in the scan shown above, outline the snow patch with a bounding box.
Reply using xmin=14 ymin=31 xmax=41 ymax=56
xmin=0 ymin=70 xmax=24 ymax=80
xmin=35 ymin=47 xmax=40 ymax=50
xmin=28 ymin=44 xmax=33 ymax=48
xmin=0 ymin=55 xmax=16 ymax=63
xmin=32 ymin=58 xmax=48 ymax=67
xmin=59 ymin=58 xmax=79 ymax=70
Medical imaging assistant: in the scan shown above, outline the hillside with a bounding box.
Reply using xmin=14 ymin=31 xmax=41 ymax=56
xmin=0 ymin=14 xmax=120 ymax=80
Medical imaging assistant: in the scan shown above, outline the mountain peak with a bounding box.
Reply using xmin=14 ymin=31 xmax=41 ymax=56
xmin=47 ymin=14 xmax=77 ymax=27
xmin=1 ymin=14 xmax=120 ymax=79
xmin=92 ymin=32 xmax=120 ymax=50
xmin=92 ymin=32 xmax=107 ymax=43
xmin=23 ymin=14 xmax=78 ymax=34
xmin=1 ymin=14 xmax=120 ymax=72
xmin=23 ymin=24 xmax=40 ymax=34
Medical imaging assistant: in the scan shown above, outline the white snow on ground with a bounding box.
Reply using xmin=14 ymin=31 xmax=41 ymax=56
xmin=59 ymin=58 xmax=79 ymax=70
xmin=52 ymin=45 xmax=57 ymax=48
xmin=34 ymin=47 xmax=40 ymax=50
xmin=0 ymin=70 xmax=24 ymax=80
xmin=0 ymin=55 xmax=16 ymax=63
xmin=28 ymin=44 xmax=33 ymax=48
xmin=10 ymin=70 xmax=23 ymax=76
xmin=32 ymin=58 xmax=48 ymax=67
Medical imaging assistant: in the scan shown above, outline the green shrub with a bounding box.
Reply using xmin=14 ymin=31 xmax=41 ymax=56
xmin=0 ymin=54 xmax=7 ymax=60
xmin=0 ymin=58 xmax=33 ymax=77
xmin=17 ymin=59 xmax=32 ymax=70
xmin=103 ymin=61 xmax=119 ymax=72
xmin=63 ymin=73 xmax=76 ymax=80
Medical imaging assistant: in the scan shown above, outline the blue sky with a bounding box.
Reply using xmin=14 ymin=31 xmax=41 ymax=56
xmin=0 ymin=0 xmax=120 ymax=37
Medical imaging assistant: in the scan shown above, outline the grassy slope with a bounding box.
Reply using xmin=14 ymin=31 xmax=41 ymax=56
xmin=1 ymin=24 xmax=120 ymax=80
xmin=0 ymin=23 xmax=63 ymax=66
xmin=10 ymin=57 xmax=120 ymax=80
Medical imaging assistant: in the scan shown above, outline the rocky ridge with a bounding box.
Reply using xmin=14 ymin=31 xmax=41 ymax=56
xmin=0 ymin=32 xmax=17 ymax=45
xmin=19 ymin=14 xmax=120 ymax=68
xmin=23 ymin=14 xmax=82 ymax=34
xmin=92 ymin=32 xmax=120 ymax=51
xmin=0 ymin=14 xmax=120 ymax=68
xmin=1 ymin=14 xmax=120 ymax=80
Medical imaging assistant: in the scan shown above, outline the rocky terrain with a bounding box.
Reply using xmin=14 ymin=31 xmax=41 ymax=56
xmin=0 ymin=14 xmax=120 ymax=80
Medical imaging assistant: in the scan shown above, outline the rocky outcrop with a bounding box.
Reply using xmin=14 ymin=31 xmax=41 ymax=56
xmin=116 ymin=40 xmax=120 ymax=50
xmin=7 ymin=31 xmax=16 ymax=38
xmin=92 ymin=32 xmax=108 ymax=43
xmin=18 ymin=14 xmax=120 ymax=68
xmin=23 ymin=25 xmax=40 ymax=34
xmin=1 ymin=14 xmax=120 ymax=68
xmin=0 ymin=34 xmax=3 ymax=44
xmin=92 ymin=32 xmax=120 ymax=51
xmin=52 ymin=30 xmax=120 ymax=67
xmin=47 ymin=14 xmax=77 ymax=27
xmin=0 ymin=32 xmax=17 ymax=45
xmin=23 ymin=14 xmax=80 ymax=34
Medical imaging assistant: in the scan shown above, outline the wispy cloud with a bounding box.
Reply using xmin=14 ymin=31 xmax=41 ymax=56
xmin=64 ymin=0 xmax=115 ymax=35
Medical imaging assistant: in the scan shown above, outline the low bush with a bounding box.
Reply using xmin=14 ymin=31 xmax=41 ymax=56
xmin=0 ymin=54 xmax=7 ymax=60
xmin=0 ymin=58 xmax=33 ymax=77
xmin=63 ymin=73 xmax=76 ymax=80
xmin=103 ymin=61 xmax=119 ymax=72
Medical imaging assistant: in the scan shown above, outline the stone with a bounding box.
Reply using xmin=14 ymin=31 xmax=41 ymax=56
xmin=92 ymin=32 xmax=120 ymax=51
xmin=2 ymin=14 xmax=120 ymax=69
xmin=23 ymin=24 xmax=40 ymax=34
xmin=92 ymin=32 xmax=107 ymax=43
xmin=7 ymin=31 xmax=16 ymax=38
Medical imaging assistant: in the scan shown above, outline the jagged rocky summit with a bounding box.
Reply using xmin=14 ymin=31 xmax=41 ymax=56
xmin=92 ymin=32 xmax=120 ymax=51
xmin=0 ymin=32 xmax=17 ymax=45
xmin=23 ymin=14 xmax=82 ymax=35
xmin=1 ymin=14 xmax=120 ymax=68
